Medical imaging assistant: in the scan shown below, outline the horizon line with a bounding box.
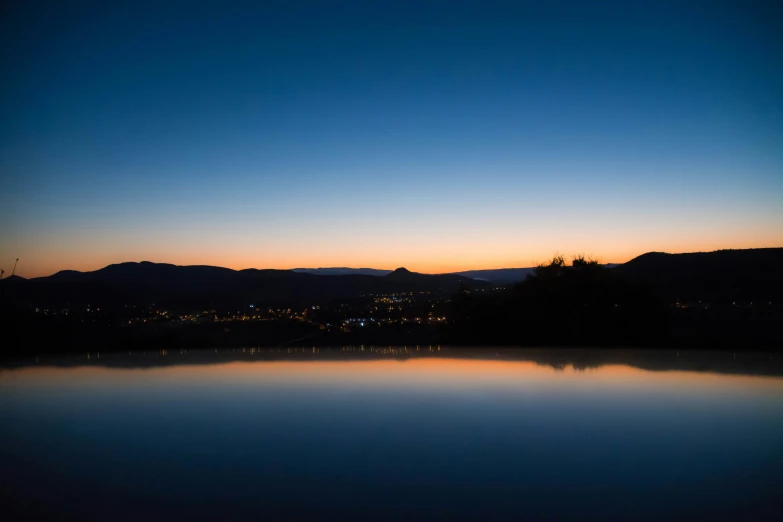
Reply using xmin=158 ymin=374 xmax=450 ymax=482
xmin=6 ymin=246 xmax=783 ymax=279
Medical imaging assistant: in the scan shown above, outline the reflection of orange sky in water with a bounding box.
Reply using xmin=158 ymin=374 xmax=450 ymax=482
xmin=5 ymin=359 xmax=783 ymax=395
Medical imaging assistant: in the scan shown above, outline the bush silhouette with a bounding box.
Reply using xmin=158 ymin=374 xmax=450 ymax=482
xmin=446 ymin=255 xmax=668 ymax=346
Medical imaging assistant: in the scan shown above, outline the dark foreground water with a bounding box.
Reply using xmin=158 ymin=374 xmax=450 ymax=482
xmin=1 ymin=348 xmax=782 ymax=521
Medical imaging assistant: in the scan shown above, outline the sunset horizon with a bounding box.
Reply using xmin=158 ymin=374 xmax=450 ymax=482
xmin=2 ymin=2 xmax=781 ymax=280
xmin=7 ymin=240 xmax=783 ymax=279
xmin=2 ymin=2 xmax=782 ymax=519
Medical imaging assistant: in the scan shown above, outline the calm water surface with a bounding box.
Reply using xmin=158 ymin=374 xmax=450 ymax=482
xmin=1 ymin=348 xmax=782 ymax=521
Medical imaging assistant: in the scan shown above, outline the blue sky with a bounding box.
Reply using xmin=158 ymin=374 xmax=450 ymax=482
xmin=1 ymin=1 xmax=781 ymax=276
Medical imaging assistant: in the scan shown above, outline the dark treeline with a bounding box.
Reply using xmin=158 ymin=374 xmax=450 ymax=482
xmin=445 ymin=253 xmax=782 ymax=349
xmin=445 ymin=256 xmax=668 ymax=346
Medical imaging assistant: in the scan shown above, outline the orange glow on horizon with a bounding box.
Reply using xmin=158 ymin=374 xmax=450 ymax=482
xmin=6 ymin=358 xmax=783 ymax=395
xmin=6 ymin=235 xmax=783 ymax=279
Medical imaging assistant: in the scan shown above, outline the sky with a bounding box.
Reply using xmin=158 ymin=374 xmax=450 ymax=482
xmin=1 ymin=0 xmax=781 ymax=277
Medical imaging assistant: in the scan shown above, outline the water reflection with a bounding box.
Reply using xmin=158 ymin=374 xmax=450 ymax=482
xmin=3 ymin=347 xmax=782 ymax=377
xmin=1 ymin=349 xmax=782 ymax=521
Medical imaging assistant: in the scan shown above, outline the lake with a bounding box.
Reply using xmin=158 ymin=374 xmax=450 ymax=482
xmin=1 ymin=348 xmax=782 ymax=521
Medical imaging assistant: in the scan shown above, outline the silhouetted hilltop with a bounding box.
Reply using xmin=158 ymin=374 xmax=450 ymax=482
xmin=48 ymin=262 xmax=236 ymax=284
xmin=613 ymin=248 xmax=783 ymax=302
xmin=386 ymin=267 xmax=412 ymax=277
xmin=384 ymin=267 xmax=473 ymax=290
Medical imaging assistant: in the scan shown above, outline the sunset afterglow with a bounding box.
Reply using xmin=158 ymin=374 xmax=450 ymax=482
xmin=1 ymin=3 xmax=781 ymax=277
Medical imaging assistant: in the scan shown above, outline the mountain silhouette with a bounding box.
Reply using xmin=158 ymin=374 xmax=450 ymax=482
xmin=2 ymin=248 xmax=782 ymax=354
xmin=386 ymin=267 xmax=412 ymax=277
xmin=3 ymin=248 xmax=781 ymax=310
xmin=613 ymin=248 xmax=783 ymax=302
xmin=2 ymin=261 xmax=485 ymax=308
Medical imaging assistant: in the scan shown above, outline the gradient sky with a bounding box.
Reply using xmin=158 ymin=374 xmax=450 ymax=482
xmin=1 ymin=1 xmax=781 ymax=277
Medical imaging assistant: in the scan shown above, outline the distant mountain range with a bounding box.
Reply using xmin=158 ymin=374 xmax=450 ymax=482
xmin=0 ymin=263 xmax=486 ymax=308
xmin=291 ymin=266 xmax=538 ymax=283
xmin=2 ymin=263 xmax=617 ymax=285
xmin=2 ymin=248 xmax=781 ymax=308
xmin=293 ymin=265 xmax=619 ymax=284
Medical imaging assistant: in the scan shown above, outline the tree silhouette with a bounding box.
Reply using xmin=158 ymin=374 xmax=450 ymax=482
xmin=446 ymin=254 xmax=668 ymax=346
